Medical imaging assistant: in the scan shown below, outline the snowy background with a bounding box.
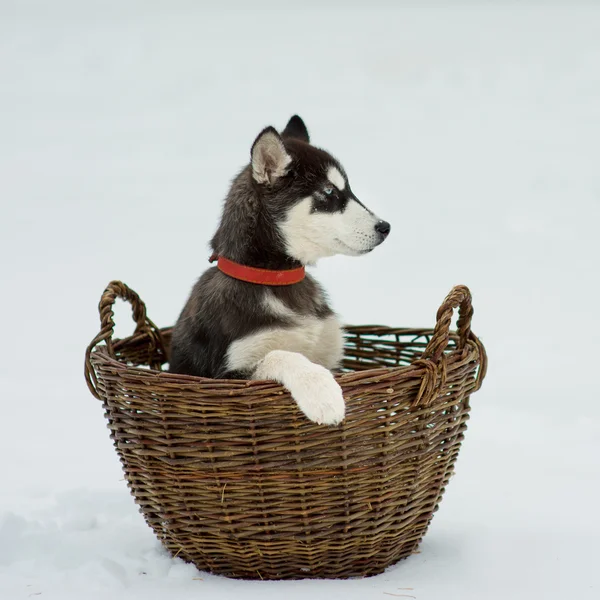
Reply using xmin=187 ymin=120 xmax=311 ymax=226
xmin=1 ymin=0 xmax=599 ymax=598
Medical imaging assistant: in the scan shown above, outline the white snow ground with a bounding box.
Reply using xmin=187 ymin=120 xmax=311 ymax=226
xmin=1 ymin=1 xmax=599 ymax=598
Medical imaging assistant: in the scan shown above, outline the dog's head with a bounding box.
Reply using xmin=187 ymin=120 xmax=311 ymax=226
xmin=249 ymin=116 xmax=390 ymax=265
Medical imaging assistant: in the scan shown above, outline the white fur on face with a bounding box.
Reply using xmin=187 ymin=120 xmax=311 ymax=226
xmin=279 ymin=197 xmax=382 ymax=264
xmin=327 ymin=166 xmax=345 ymax=190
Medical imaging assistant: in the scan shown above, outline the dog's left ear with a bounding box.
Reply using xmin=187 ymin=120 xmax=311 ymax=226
xmin=251 ymin=127 xmax=292 ymax=185
xmin=282 ymin=115 xmax=310 ymax=143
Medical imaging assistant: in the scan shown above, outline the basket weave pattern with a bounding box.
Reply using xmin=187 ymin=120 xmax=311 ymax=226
xmin=84 ymin=282 xmax=486 ymax=580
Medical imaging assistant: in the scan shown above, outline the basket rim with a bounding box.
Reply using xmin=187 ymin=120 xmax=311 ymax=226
xmin=89 ymin=323 xmax=481 ymax=391
xmin=84 ymin=282 xmax=487 ymax=401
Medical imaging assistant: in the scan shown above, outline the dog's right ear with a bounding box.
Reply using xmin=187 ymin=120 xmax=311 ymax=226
xmin=282 ymin=115 xmax=310 ymax=143
xmin=251 ymin=127 xmax=292 ymax=185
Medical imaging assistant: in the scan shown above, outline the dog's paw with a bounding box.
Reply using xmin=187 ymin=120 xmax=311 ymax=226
xmin=291 ymin=365 xmax=345 ymax=425
xmin=253 ymin=350 xmax=345 ymax=425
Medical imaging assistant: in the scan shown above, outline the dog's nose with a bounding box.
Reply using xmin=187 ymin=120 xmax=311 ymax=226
xmin=375 ymin=220 xmax=391 ymax=237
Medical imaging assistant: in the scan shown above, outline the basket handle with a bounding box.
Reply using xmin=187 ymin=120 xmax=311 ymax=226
xmin=84 ymin=280 xmax=162 ymax=399
xmin=422 ymin=285 xmax=473 ymax=362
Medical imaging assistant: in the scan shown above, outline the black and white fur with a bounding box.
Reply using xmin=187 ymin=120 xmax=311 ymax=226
xmin=170 ymin=116 xmax=390 ymax=425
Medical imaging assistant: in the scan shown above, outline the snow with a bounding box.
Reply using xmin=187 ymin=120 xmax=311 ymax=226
xmin=1 ymin=0 xmax=599 ymax=598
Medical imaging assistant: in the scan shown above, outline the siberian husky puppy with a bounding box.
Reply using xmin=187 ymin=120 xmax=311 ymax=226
xmin=170 ymin=116 xmax=390 ymax=425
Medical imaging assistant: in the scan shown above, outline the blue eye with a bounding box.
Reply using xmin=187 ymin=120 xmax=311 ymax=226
xmin=324 ymin=187 xmax=334 ymax=196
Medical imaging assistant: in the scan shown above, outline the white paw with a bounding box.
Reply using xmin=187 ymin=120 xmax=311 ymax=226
xmin=253 ymin=350 xmax=346 ymax=425
xmin=290 ymin=365 xmax=345 ymax=425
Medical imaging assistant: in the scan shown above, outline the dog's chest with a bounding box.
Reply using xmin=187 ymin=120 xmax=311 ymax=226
xmin=225 ymin=313 xmax=345 ymax=374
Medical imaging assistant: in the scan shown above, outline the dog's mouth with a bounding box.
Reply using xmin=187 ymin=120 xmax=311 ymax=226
xmin=334 ymin=238 xmax=377 ymax=255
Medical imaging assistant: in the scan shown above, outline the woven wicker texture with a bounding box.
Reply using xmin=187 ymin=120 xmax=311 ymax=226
xmin=84 ymin=281 xmax=487 ymax=580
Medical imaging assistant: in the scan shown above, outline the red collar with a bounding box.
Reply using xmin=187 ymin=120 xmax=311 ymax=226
xmin=210 ymin=255 xmax=305 ymax=286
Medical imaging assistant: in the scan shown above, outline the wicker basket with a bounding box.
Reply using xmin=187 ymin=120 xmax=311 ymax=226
xmin=84 ymin=281 xmax=486 ymax=580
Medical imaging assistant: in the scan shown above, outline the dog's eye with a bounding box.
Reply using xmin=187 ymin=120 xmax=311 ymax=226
xmin=324 ymin=187 xmax=334 ymax=196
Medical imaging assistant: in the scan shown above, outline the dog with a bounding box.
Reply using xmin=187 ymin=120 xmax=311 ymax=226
xmin=169 ymin=116 xmax=390 ymax=425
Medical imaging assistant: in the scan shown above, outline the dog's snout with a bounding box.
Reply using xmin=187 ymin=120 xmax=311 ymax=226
xmin=375 ymin=220 xmax=391 ymax=237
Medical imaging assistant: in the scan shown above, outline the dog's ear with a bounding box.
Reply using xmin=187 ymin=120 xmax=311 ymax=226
xmin=251 ymin=127 xmax=292 ymax=185
xmin=281 ymin=115 xmax=310 ymax=143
